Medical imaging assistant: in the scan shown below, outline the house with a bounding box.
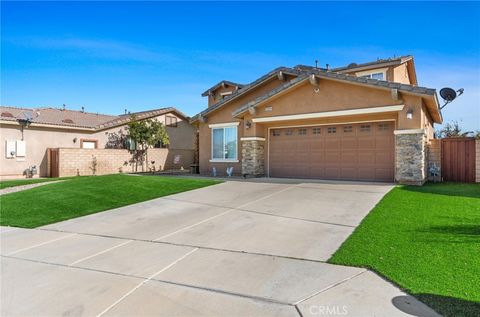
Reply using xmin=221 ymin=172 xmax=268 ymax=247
xmin=0 ymin=106 xmax=196 ymax=178
xmin=191 ymin=55 xmax=441 ymax=185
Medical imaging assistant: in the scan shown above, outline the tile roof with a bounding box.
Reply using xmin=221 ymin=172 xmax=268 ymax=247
xmin=201 ymin=80 xmax=245 ymax=97
xmin=0 ymin=106 xmax=187 ymax=130
xmin=0 ymin=106 xmax=117 ymax=129
xmin=294 ymin=55 xmax=413 ymax=73
xmin=191 ymin=67 xmax=304 ymax=121
xmin=97 ymin=107 xmax=189 ymax=129
xmin=192 ymin=56 xmax=436 ymax=122
xmin=232 ymin=68 xmax=437 ymax=117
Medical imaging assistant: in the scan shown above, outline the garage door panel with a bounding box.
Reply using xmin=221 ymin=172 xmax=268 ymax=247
xmin=375 ymin=152 xmax=393 ymax=165
xmin=325 ymin=153 xmax=341 ymax=165
xmin=357 ymin=168 xmax=376 ymax=180
xmin=341 ymin=153 xmax=357 ymax=165
xmin=357 ymin=152 xmax=375 ymax=164
xmin=340 ymin=168 xmax=357 ymax=179
xmin=325 ymin=168 xmax=340 ymax=179
xmin=269 ymin=122 xmax=394 ymax=181
xmin=357 ymin=138 xmax=376 ymax=149
xmin=375 ymin=168 xmax=394 ymax=181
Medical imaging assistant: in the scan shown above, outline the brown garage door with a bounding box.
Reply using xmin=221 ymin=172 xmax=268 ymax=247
xmin=269 ymin=122 xmax=394 ymax=181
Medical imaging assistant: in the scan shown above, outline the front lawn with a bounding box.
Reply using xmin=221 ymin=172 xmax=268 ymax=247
xmin=329 ymin=183 xmax=480 ymax=317
xmin=0 ymin=177 xmax=66 ymax=189
xmin=0 ymin=174 xmax=221 ymax=228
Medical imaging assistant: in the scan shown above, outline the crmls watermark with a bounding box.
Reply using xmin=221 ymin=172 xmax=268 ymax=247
xmin=308 ymin=305 xmax=348 ymax=316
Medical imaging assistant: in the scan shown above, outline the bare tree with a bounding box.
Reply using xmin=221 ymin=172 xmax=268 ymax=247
xmin=435 ymin=121 xmax=472 ymax=138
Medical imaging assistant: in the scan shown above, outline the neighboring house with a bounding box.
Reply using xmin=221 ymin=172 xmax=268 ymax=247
xmin=0 ymin=106 xmax=195 ymax=178
xmin=191 ymin=55 xmax=441 ymax=185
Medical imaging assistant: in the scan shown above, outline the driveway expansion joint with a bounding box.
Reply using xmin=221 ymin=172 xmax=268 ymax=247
xmin=95 ymin=247 xmax=199 ymax=317
xmin=35 ymin=226 xmax=337 ymax=265
xmin=292 ymin=269 xmax=368 ymax=305
xmin=6 ymin=232 xmax=78 ymax=256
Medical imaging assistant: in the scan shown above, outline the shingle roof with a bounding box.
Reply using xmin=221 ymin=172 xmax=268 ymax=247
xmin=0 ymin=106 xmax=188 ymax=130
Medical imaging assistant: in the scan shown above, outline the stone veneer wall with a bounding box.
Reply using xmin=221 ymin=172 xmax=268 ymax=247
xmin=55 ymin=148 xmax=194 ymax=177
xmin=426 ymin=139 xmax=441 ymax=182
xmin=241 ymin=140 xmax=265 ymax=176
xmin=395 ymin=132 xmax=426 ymax=185
xmin=476 ymin=140 xmax=480 ymax=183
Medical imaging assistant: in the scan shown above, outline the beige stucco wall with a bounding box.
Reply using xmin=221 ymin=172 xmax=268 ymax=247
xmin=393 ymin=64 xmax=411 ymax=84
xmin=56 ymin=148 xmax=194 ymax=177
xmin=0 ymin=112 xmax=195 ymax=178
xmin=198 ymin=77 xmax=429 ymax=176
xmin=199 ymin=77 xmax=286 ymax=175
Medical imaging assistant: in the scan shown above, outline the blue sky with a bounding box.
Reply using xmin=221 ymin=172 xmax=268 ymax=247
xmin=1 ymin=1 xmax=479 ymax=131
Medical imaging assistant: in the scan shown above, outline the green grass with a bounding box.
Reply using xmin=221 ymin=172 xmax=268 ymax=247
xmin=329 ymin=183 xmax=480 ymax=317
xmin=0 ymin=177 xmax=67 ymax=189
xmin=0 ymin=174 xmax=221 ymax=228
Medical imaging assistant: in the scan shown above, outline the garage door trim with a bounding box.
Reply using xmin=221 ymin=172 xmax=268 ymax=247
xmin=267 ymin=119 xmax=396 ymax=178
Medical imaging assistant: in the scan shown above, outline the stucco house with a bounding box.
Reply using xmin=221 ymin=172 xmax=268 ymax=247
xmin=0 ymin=106 xmax=195 ymax=178
xmin=191 ymin=55 xmax=442 ymax=185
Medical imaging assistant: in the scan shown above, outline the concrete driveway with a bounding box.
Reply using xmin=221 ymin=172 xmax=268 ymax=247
xmin=1 ymin=179 xmax=440 ymax=317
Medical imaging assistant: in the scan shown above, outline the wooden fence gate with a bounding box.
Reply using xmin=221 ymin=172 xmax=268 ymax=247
xmin=48 ymin=148 xmax=59 ymax=178
xmin=441 ymin=138 xmax=476 ymax=182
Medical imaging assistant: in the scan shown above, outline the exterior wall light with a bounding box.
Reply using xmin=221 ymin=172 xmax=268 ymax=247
xmin=406 ymin=109 xmax=413 ymax=119
xmin=245 ymin=120 xmax=252 ymax=129
xmin=73 ymin=137 xmax=78 ymax=143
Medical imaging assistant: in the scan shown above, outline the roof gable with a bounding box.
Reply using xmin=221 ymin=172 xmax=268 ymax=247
xmin=231 ymin=69 xmax=441 ymax=123
xmin=201 ymin=80 xmax=245 ymax=97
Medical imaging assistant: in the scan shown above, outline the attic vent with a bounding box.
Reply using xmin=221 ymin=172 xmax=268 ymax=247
xmin=347 ymin=62 xmax=358 ymax=68
xmin=62 ymin=118 xmax=74 ymax=124
xmin=1 ymin=112 xmax=14 ymax=118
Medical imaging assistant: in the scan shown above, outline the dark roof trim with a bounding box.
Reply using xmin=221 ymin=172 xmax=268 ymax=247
xmin=201 ymin=80 xmax=245 ymax=97
xmin=232 ymin=68 xmax=440 ymax=122
xmin=191 ymin=67 xmax=302 ymax=123
xmin=97 ymin=107 xmax=189 ymax=130
xmin=232 ymin=75 xmax=309 ymax=117
xmin=331 ymin=55 xmax=413 ymax=72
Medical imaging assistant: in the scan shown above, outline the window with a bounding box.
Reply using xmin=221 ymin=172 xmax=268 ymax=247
xmin=360 ymin=72 xmax=384 ymax=80
xmin=272 ymin=129 xmax=281 ymax=136
xmin=285 ymin=129 xmax=294 ymax=136
xmin=212 ymin=126 xmax=237 ymax=160
xmin=312 ymin=127 xmax=321 ymax=135
xmin=166 ymin=116 xmax=178 ymax=127
xmin=327 ymin=127 xmax=336 ymax=134
xmin=343 ymin=125 xmax=353 ymax=133
xmin=81 ymin=139 xmax=97 ymax=149
xmin=360 ymin=124 xmax=371 ymax=132
xmin=298 ymin=128 xmax=307 ymax=135
xmin=378 ymin=123 xmax=390 ymax=131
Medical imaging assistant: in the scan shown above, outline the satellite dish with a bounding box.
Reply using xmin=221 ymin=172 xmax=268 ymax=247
xmin=440 ymin=88 xmax=457 ymax=102
xmin=23 ymin=111 xmax=34 ymax=121
xmin=21 ymin=111 xmax=40 ymax=121
xmin=439 ymin=87 xmax=464 ymax=110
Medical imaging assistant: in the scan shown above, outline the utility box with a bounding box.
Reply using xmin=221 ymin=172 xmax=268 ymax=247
xmin=5 ymin=140 xmax=16 ymax=158
xmin=16 ymin=140 xmax=26 ymax=157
